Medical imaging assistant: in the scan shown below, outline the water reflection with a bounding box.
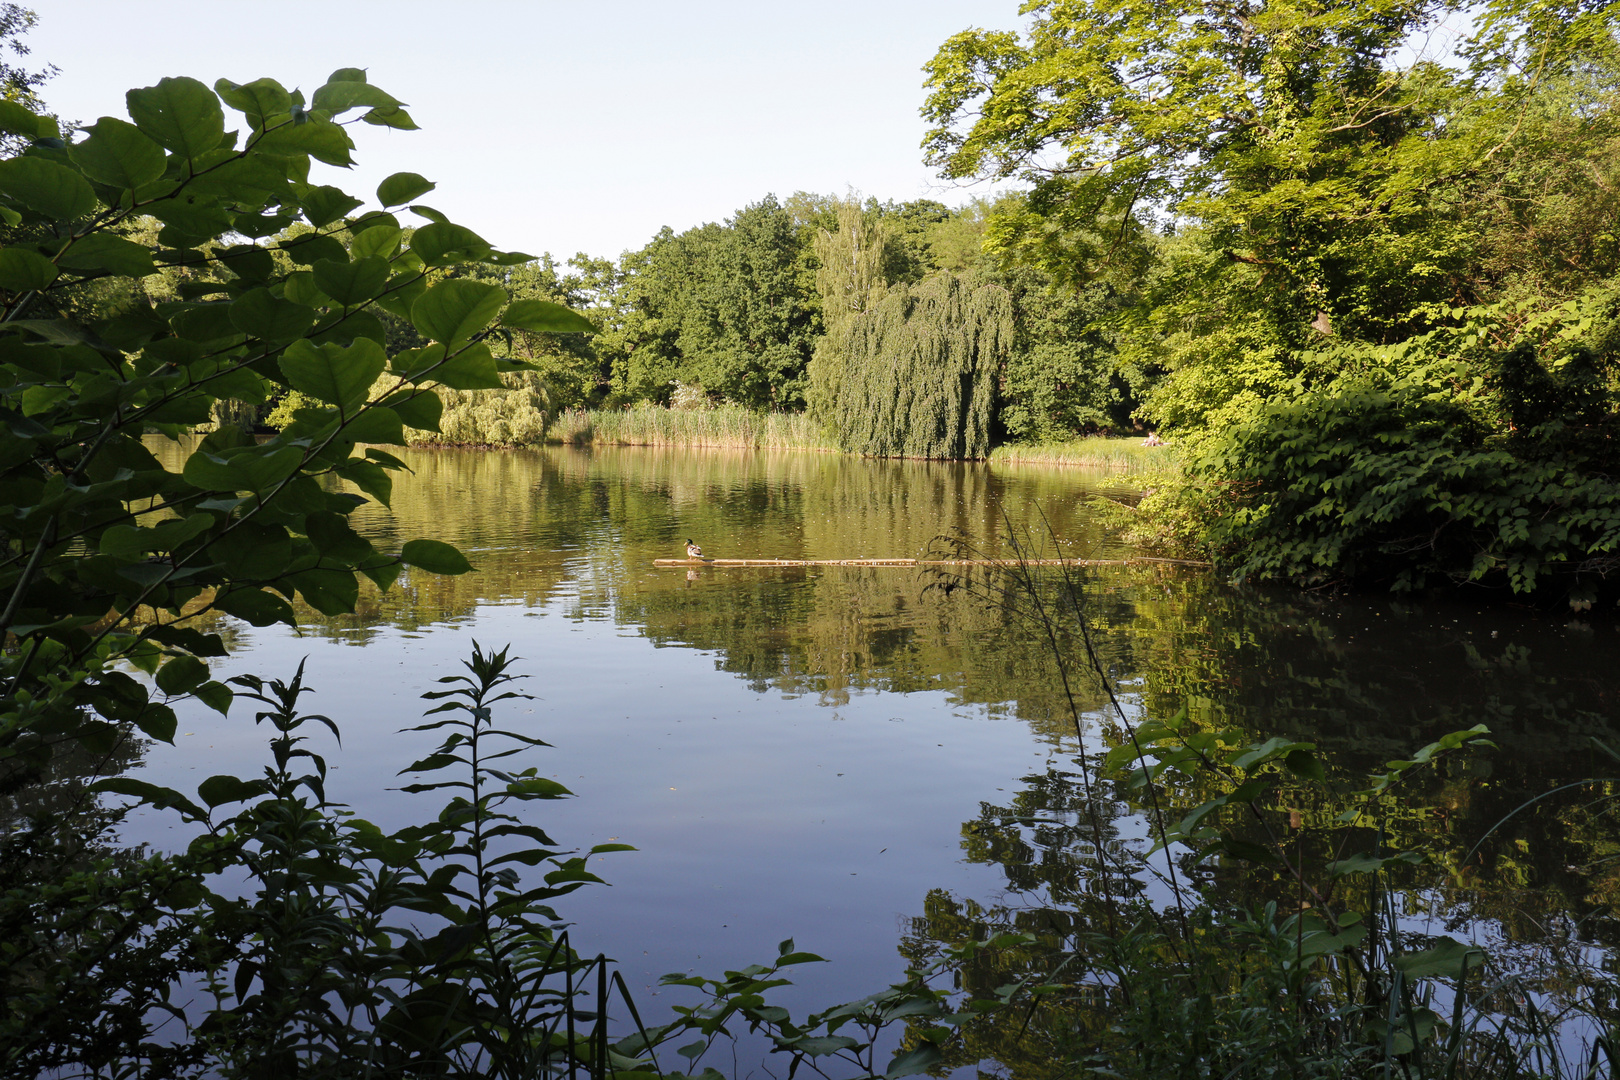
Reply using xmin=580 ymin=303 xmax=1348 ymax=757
xmin=125 ymin=439 xmax=1620 ymax=1059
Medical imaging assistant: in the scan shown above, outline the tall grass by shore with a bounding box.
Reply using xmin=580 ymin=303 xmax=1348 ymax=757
xmin=548 ymin=404 xmax=839 ymax=451
xmin=549 ymin=409 xmax=1181 ymax=473
xmin=988 ymin=436 xmax=1177 ymax=472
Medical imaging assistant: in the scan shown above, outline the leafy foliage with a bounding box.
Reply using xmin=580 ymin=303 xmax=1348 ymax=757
xmin=0 ymin=68 xmax=592 ymax=789
xmin=609 ymin=195 xmax=819 ymax=409
xmin=821 ymin=274 xmax=1011 ymax=459
xmin=923 ymin=0 xmax=1620 ymax=599
xmin=0 ymin=65 xmax=622 ymax=1076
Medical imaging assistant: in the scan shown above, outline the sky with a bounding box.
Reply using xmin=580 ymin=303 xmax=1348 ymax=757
xmin=29 ymin=1 xmax=1027 ymax=264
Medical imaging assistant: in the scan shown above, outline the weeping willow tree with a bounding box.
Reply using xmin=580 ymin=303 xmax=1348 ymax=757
xmin=829 ymin=274 xmax=1011 ymax=459
xmin=806 ymin=199 xmax=889 ymax=420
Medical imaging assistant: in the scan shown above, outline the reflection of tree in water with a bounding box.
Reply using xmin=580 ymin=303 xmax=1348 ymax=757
xmin=0 ymin=720 xmax=177 ymax=1052
xmin=898 ymin=747 xmax=1620 ymax=1077
xmin=1 ymin=724 xmax=149 ymax=858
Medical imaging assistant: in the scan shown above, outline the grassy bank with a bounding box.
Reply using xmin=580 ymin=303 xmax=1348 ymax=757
xmin=548 ymin=404 xmax=838 ymax=451
xmin=988 ymin=436 xmax=1178 ymax=472
xmin=549 ymin=409 xmax=1180 ymax=473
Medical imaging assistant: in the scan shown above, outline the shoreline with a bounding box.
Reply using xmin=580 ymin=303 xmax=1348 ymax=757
xmin=398 ymin=406 xmax=1180 ymax=473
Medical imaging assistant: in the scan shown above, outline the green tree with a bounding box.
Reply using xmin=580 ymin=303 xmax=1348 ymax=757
xmin=0 ymin=4 xmax=51 ymax=120
xmin=924 ymin=0 xmax=1620 ymax=599
xmin=612 ymin=196 xmax=819 ymax=409
xmin=825 ymin=274 xmax=1011 ymax=459
xmin=806 ymin=197 xmax=890 ymax=420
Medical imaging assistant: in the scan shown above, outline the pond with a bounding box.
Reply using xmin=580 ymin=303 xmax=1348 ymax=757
xmin=127 ymin=442 xmax=1620 ymax=1065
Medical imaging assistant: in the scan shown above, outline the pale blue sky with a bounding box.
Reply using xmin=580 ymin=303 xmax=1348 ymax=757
xmin=32 ymin=1 xmax=1024 ymax=263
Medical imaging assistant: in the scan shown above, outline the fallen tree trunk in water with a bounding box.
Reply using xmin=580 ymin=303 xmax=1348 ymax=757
xmin=651 ymin=557 xmax=1211 ymax=567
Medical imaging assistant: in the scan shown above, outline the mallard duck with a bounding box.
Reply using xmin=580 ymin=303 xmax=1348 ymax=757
xmin=685 ymin=538 xmax=703 ymax=559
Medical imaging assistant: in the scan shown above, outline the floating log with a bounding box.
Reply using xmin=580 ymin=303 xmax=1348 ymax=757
xmin=652 ymin=557 xmax=1209 ymax=568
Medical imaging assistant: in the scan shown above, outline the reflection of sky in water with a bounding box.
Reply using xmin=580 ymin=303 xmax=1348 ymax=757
xmin=131 ymin=593 xmax=1071 ymax=1021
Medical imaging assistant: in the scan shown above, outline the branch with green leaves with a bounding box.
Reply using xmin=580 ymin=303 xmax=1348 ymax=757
xmin=0 ymin=69 xmax=592 ymax=775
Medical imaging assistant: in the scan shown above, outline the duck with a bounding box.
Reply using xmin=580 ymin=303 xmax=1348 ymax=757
xmin=685 ymin=538 xmax=704 ymax=560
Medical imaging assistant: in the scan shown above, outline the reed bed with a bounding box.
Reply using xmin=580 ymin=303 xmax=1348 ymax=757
xmin=988 ymin=436 xmax=1177 ymax=472
xmin=549 ymin=405 xmax=838 ymax=451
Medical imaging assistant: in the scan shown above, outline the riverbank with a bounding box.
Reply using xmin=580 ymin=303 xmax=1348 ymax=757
xmin=987 ymin=437 xmax=1176 ymax=472
xmin=547 ymin=405 xmax=837 ymax=451
xmin=546 ymin=406 xmax=1179 ymax=474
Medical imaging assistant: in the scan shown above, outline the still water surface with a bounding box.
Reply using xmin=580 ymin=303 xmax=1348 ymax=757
xmin=132 ymin=444 xmax=1620 ymax=1029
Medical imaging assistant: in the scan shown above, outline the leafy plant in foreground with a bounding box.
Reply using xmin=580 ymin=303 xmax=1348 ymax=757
xmin=0 ymin=66 xmax=593 ymax=803
xmin=6 ymin=645 xmax=643 ymax=1078
xmin=0 ymin=65 xmax=603 ymax=1077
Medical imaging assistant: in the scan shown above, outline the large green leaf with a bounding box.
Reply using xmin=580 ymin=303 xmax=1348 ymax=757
xmin=1392 ymin=938 xmax=1486 ymax=981
xmin=410 ymin=221 xmax=491 ymax=266
xmin=214 ymin=77 xmax=292 ymax=123
xmin=0 ymin=247 xmax=58 ymax=291
xmin=56 ymin=233 xmax=156 ymax=277
xmin=402 ymin=539 xmax=474 ymax=575
xmin=502 ymin=298 xmax=595 ymax=334
xmin=375 ymin=271 xmax=427 ymax=320
xmin=310 ymin=308 xmax=385 ymax=348
xmin=155 ymin=654 xmax=210 ymax=696
xmin=335 ymin=458 xmax=392 ymax=505
xmin=183 ymin=153 xmax=290 ymax=201
xmin=312 ymin=255 xmax=389 ymax=306
xmin=126 ymin=77 xmax=225 ymax=159
xmin=214 ymin=586 xmax=296 ymax=627
xmin=193 ymin=680 xmax=234 ymax=715
xmin=884 ymin=1044 xmax=943 ymax=1078
xmin=89 ymin=777 xmax=205 ymax=819
xmin=167 ymin=303 xmax=242 ymax=344
xmin=363 ymin=106 xmax=418 ymax=130
xmin=432 ymin=342 xmax=504 ymax=390
xmin=231 ymin=208 xmax=297 ymax=239
xmin=305 ymin=510 xmax=373 ymax=563
xmin=144 ymin=625 xmax=228 ymax=658
xmin=182 ymin=444 xmax=302 ymax=493
xmin=209 ymin=521 xmax=292 ymax=578
xmin=146 ymin=196 xmax=233 ymax=246
xmin=279 ymin=338 xmax=386 ymax=413
xmin=100 ymin=514 xmax=213 ymax=560
xmin=338 ymin=405 xmax=406 ymax=445
xmin=281 ymin=231 xmax=348 ymax=267
xmin=281 ymin=273 xmax=325 ymax=310
xmin=254 ymin=116 xmax=354 ymax=167
xmin=301 ymin=185 xmax=363 ymax=228
xmin=69 ymin=117 xmax=168 ymax=190
xmin=288 ymin=567 xmax=360 ymax=615
xmin=230 ymin=288 xmax=316 ymax=342
xmin=350 ymin=225 xmax=402 ymax=261
xmin=412 ymin=279 xmax=505 ymax=346
xmin=217 ymin=244 xmax=275 ymax=283
xmin=0 ymin=157 xmax=97 ymax=221
xmin=312 ymin=80 xmax=402 ymax=114
xmin=197 ymin=773 xmax=267 ymax=808
xmin=0 ymin=99 xmax=42 ymax=137
xmin=377 ymin=171 xmax=435 ymax=207
xmin=384 ymin=388 xmax=443 ymax=431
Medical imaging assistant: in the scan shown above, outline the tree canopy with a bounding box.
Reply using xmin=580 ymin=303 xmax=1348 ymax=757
xmin=919 ymin=0 xmax=1620 ymax=600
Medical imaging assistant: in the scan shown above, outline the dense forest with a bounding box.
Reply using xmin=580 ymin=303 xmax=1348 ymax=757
xmin=426 ymin=193 xmax=1142 ymax=446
